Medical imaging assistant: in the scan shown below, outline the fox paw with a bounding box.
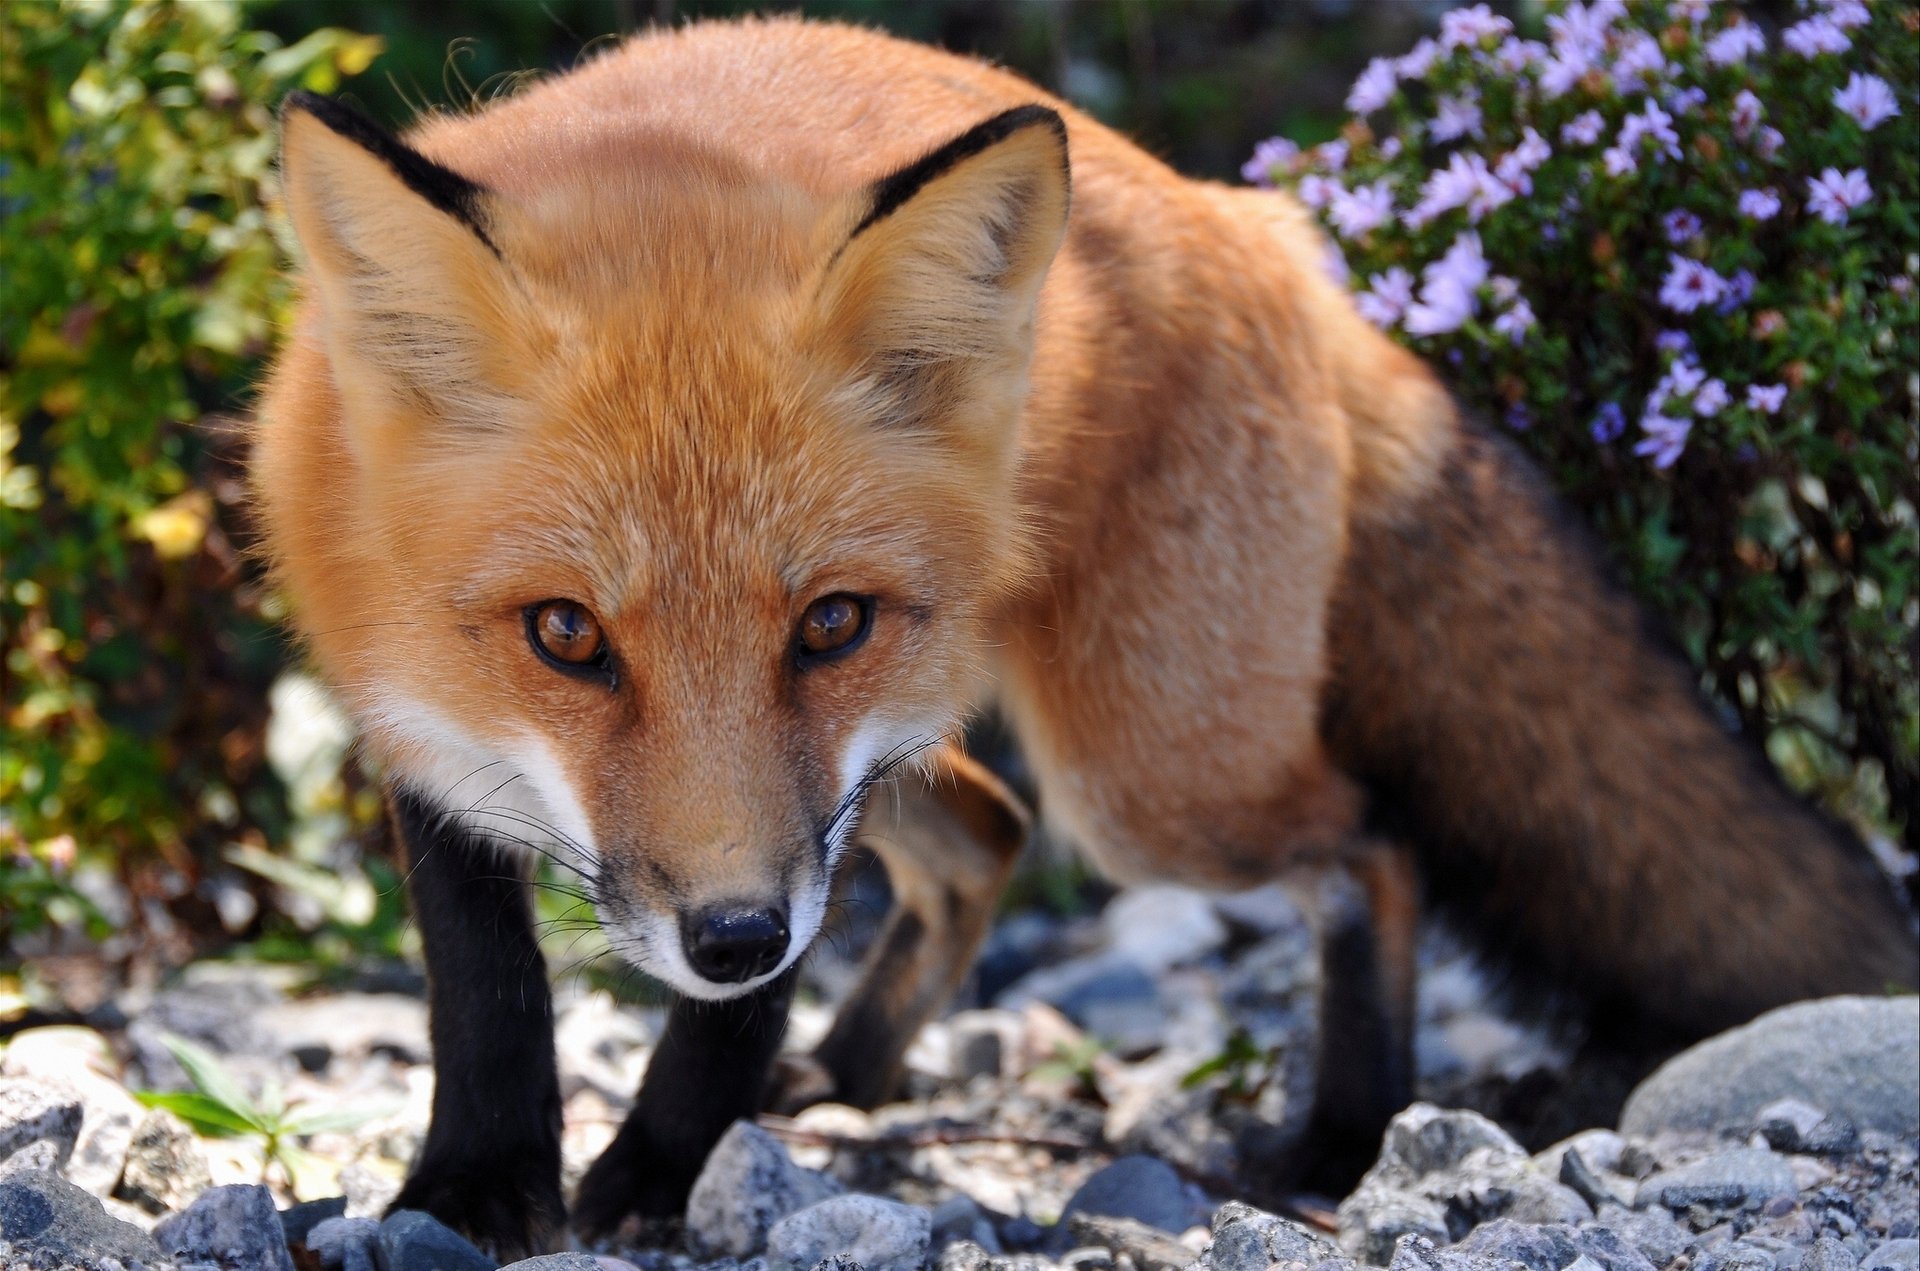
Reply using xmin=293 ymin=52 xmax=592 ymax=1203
xmin=389 ymin=1164 xmax=564 ymax=1262
xmin=572 ymin=1139 xmax=701 ymax=1241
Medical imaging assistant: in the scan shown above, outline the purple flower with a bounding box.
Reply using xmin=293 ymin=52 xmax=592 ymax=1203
xmin=1834 ymin=72 xmax=1901 ymax=130
xmin=1731 ymin=90 xmax=1764 ymax=140
xmin=1495 ymin=38 xmax=1546 ymax=74
xmin=1430 ymin=90 xmax=1485 ymax=143
xmin=1618 ymin=99 xmax=1681 ymax=163
xmin=1747 ymin=383 xmax=1787 ymax=414
xmin=1241 ymin=137 xmax=1299 ymax=186
xmin=1494 ymin=298 xmax=1536 ymax=344
xmin=1328 ymin=179 xmax=1395 ymax=239
xmin=1505 ymin=403 xmax=1534 ymax=431
xmin=1396 ymin=37 xmax=1442 ymax=81
xmin=1297 ymin=173 xmax=1342 ymax=211
xmin=1667 ymin=86 xmax=1708 ymax=116
xmin=1498 ymin=127 xmax=1552 ymax=182
xmin=1406 ymin=151 xmax=1488 ymax=227
xmin=1561 ymin=110 xmax=1606 ymax=146
xmin=1634 ymin=411 xmax=1691 ymax=468
xmin=1656 ymin=330 xmax=1692 ymax=355
xmin=1356 ymin=267 xmax=1416 ymax=328
xmin=1347 ymin=57 xmax=1398 ymax=114
xmin=1321 ymin=244 xmax=1350 ymax=286
xmin=1663 ymin=209 xmax=1702 ymax=244
xmin=1705 ymin=23 xmax=1765 ymax=65
xmin=1692 ymin=378 xmax=1730 ymax=416
xmin=1380 ymin=136 xmax=1404 ymax=160
xmin=1591 ymin=401 xmax=1627 ymax=443
xmin=1807 ymin=167 xmax=1872 ymax=224
xmin=1440 ymin=4 xmax=1512 ymax=51
xmin=1405 ymin=233 xmax=1490 ymax=336
xmin=1538 ymin=49 xmax=1590 ymax=98
xmin=1824 ymin=1 xmax=1871 ymax=30
xmin=1612 ymin=31 xmax=1669 ymax=91
xmin=1317 ymin=139 xmax=1351 ymax=173
xmin=1660 ymin=256 xmax=1726 ymax=313
xmin=1548 ymin=0 xmax=1621 ymax=57
xmin=1756 ymin=127 xmax=1785 ymax=159
xmin=1664 ymin=358 xmax=1706 ymax=399
xmin=1738 ymin=188 xmax=1781 ymax=220
xmin=1602 ymin=145 xmax=1636 ymax=177
xmin=1715 ymin=269 xmax=1756 ymax=314
xmin=1783 ymin=15 xmax=1850 ymax=57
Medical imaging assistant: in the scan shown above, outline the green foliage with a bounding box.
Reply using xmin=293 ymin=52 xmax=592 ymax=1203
xmin=1249 ymin=1 xmax=1919 ymax=845
xmin=0 ymin=2 xmax=381 ymax=930
xmin=137 ymin=1031 xmax=392 ymax=1198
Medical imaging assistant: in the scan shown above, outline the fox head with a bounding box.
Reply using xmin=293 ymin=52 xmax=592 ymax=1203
xmin=255 ymin=92 xmax=1067 ymax=999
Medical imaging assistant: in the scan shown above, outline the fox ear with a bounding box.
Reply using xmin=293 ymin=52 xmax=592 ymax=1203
xmin=280 ymin=93 xmax=541 ymax=438
xmin=814 ymin=106 xmax=1069 ymax=452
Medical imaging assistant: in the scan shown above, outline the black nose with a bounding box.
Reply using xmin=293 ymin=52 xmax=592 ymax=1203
xmin=683 ymin=906 xmax=790 ymax=984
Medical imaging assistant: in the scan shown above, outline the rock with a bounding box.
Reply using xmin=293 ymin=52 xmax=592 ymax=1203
xmin=500 ymin=1257 xmax=605 ymax=1270
xmin=1338 ymin=1189 xmax=1451 ymax=1266
xmin=1063 ymin=1214 xmax=1194 ymax=1271
xmin=0 ymin=1140 xmax=65 ymax=1177
xmin=1561 ymin=1148 xmax=1628 ymax=1211
xmin=1104 ymin=1081 xmax=1241 ymax=1184
xmin=1691 ymin=1244 xmax=1777 ymax=1271
xmin=686 ymin=1121 xmax=843 ymax=1258
xmin=116 ymin=1107 xmax=214 ymax=1215
xmin=1205 ymin=1201 xmax=1341 ymax=1271
xmin=1620 ymin=998 xmax=1920 ymax=1141
xmin=999 ymin=954 xmax=1166 ymax=1056
xmin=257 ymin=994 xmax=431 ymax=1074
xmin=930 ymin=1195 xmax=1000 ymax=1255
xmin=340 ymin=1163 xmax=403 ymax=1220
xmin=153 ymin=1182 xmax=296 ymax=1271
xmin=307 ymin=1214 xmax=380 ymax=1271
xmin=766 ymin=1194 xmax=932 ymax=1271
xmin=0 ymin=1079 xmax=83 ymax=1175
xmin=1592 ymin=1204 xmax=1691 ymax=1269
xmin=1864 ymin=1242 xmax=1919 ymax=1271
xmin=1536 ymin=1132 xmax=1629 ymax=1180
xmin=0 ymin=1168 xmax=168 ymax=1270
xmin=61 ymin=1076 xmax=143 ymax=1199
xmin=375 ymin=1209 xmax=496 ymax=1271
xmin=1379 ymin=1105 xmax=1527 ymax=1178
xmin=1455 ymin=1220 xmax=1656 ymax=1271
xmin=946 ymin=1011 xmax=1022 ymax=1083
xmin=1387 ymin=1233 xmax=1512 ymax=1271
xmin=938 ymin=1241 xmax=993 ymax=1271
xmin=1060 ymin=1156 xmax=1192 ymax=1235
xmin=1637 ymin=1149 xmax=1798 ymax=1212
xmin=1101 ymin=886 xmax=1228 ymax=973
xmin=1801 ymin=1238 xmax=1860 ymax=1271
xmin=281 ymin=1197 xmax=349 ymax=1248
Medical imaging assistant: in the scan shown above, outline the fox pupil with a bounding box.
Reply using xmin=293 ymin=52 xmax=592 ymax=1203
xmin=532 ymin=600 xmax=604 ymax=665
xmin=799 ymin=595 xmax=867 ymax=657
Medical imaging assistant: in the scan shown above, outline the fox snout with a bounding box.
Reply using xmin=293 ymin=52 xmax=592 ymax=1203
xmin=681 ymin=903 xmax=791 ymax=985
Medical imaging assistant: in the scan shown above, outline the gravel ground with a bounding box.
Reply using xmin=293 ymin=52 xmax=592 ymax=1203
xmin=1 ymin=873 xmax=1915 ymax=1271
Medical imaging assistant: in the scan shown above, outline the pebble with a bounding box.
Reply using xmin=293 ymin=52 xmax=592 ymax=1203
xmin=0 ymin=1168 xmax=167 ymax=1270
xmin=765 ymin=1194 xmax=931 ymax=1271
xmin=1621 ymin=998 xmax=1920 ymax=1140
xmin=153 ymin=1182 xmax=296 ymax=1271
xmin=1204 ymin=1201 xmax=1343 ymax=1271
xmin=0 ymin=1079 xmax=83 ymax=1174
xmin=308 ymin=1214 xmax=380 ymax=1271
xmin=500 ymin=1256 xmax=606 ymax=1270
xmin=1058 ymin=1155 xmax=1192 ymax=1235
xmin=1455 ymin=1219 xmax=1655 ymax=1271
xmin=1864 ymin=1241 xmax=1920 ymax=1271
xmin=686 ymin=1121 xmax=844 ymax=1258
xmin=1637 ymin=1149 xmax=1800 ymax=1212
xmin=375 ymin=1209 xmax=497 ymax=1271
xmin=116 ymin=1107 xmax=214 ymax=1215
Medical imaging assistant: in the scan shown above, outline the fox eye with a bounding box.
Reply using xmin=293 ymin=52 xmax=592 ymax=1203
xmin=796 ymin=594 xmax=870 ymax=662
xmin=527 ymin=600 xmax=607 ymax=670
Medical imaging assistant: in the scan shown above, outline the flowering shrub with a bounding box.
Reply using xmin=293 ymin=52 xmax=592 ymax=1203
xmin=1 ymin=1 xmax=380 ymax=946
xmin=1245 ymin=0 xmax=1916 ymax=846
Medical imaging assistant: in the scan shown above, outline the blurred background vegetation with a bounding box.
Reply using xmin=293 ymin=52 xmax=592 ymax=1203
xmin=1 ymin=0 xmax=1909 ymax=1013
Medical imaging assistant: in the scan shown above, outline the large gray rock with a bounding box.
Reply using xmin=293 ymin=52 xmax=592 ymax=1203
xmin=153 ymin=1182 xmax=296 ymax=1271
xmin=115 ymin=1108 xmax=213 ymax=1215
xmin=1864 ymin=1241 xmax=1920 ymax=1271
xmin=766 ymin=1194 xmax=932 ymax=1271
xmin=0 ymin=1079 xmax=83 ymax=1175
xmin=375 ymin=1209 xmax=496 ymax=1271
xmin=0 ymin=1029 xmax=143 ymax=1195
xmin=1059 ymin=1155 xmax=1192 ymax=1235
xmin=1635 ymin=1149 xmax=1798 ymax=1212
xmin=0 ymin=1168 xmax=168 ymax=1270
xmin=1205 ymin=1201 xmax=1342 ymax=1271
xmin=1455 ymin=1220 xmax=1655 ymax=1271
xmin=685 ymin=1120 xmax=843 ymax=1258
xmin=1620 ymin=998 xmax=1920 ymax=1140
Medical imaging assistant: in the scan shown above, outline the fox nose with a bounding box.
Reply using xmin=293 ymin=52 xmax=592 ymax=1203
xmin=683 ymin=905 xmax=790 ymax=984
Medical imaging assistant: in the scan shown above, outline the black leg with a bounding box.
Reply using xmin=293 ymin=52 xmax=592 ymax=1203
xmin=573 ymin=968 xmax=796 ymax=1238
xmin=386 ymin=789 xmax=565 ymax=1259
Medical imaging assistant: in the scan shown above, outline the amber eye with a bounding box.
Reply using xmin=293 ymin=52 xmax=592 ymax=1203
xmin=797 ymin=594 xmax=870 ymax=660
xmin=527 ymin=600 xmax=606 ymax=668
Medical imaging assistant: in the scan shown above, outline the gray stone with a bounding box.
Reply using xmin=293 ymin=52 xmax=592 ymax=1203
xmin=257 ymin=994 xmax=431 ymax=1072
xmin=280 ymin=1197 xmax=348 ymax=1250
xmin=766 ymin=1195 xmax=932 ymax=1271
xmin=153 ymin=1183 xmax=295 ymax=1271
xmin=1105 ymin=1081 xmax=1241 ymax=1185
xmin=1864 ymin=1242 xmax=1919 ymax=1271
xmin=1562 ymin=1148 xmax=1628 ymax=1211
xmin=1063 ymin=1214 xmax=1194 ymax=1271
xmin=1101 ymin=886 xmax=1228 ymax=973
xmin=307 ymin=1214 xmax=380 ymax=1271
xmin=946 ymin=1012 xmax=1020 ymax=1083
xmin=1801 ymin=1238 xmax=1860 ymax=1271
xmin=1379 ymin=1105 xmax=1527 ymax=1178
xmin=1061 ymin=1156 xmax=1191 ymax=1234
xmin=938 ymin=1242 xmax=992 ymax=1271
xmin=1693 ymin=1244 xmax=1778 ymax=1271
xmin=1637 ymin=1149 xmax=1798 ymax=1212
xmin=1591 ymin=1204 xmax=1691 ymax=1269
xmin=1455 ymin=1219 xmax=1656 ymax=1271
xmin=499 ymin=1257 xmax=605 ymax=1270
xmin=1621 ymin=998 xmax=1920 ymax=1140
xmin=116 ymin=1107 xmax=213 ymax=1215
xmin=64 ymin=1076 xmax=143 ymax=1199
xmin=0 ymin=1168 xmax=167 ymax=1270
xmin=1387 ymin=1233 xmax=1513 ymax=1271
xmin=929 ymin=1195 xmax=1000 ymax=1255
xmin=375 ymin=1209 xmax=497 ymax=1271
xmin=1206 ymin=1201 xmax=1340 ymax=1271
xmin=0 ymin=1079 xmax=83 ymax=1175
xmin=1336 ymin=1190 xmax=1449 ymax=1267
xmin=686 ymin=1120 xmax=844 ymax=1258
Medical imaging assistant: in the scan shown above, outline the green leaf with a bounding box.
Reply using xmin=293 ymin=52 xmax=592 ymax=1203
xmin=158 ymin=1033 xmax=262 ymax=1125
xmin=278 ymin=1099 xmax=399 ymax=1138
xmin=132 ymin=1091 xmax=258 ymax=1137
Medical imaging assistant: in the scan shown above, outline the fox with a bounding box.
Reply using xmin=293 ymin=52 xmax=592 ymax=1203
xmin=249 ymin=15 xmax=1918 ymax=1258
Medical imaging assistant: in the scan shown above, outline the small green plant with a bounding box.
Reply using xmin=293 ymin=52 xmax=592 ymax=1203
xmin=135 ymin=1032 xmax=391 ymax=1199
xmin=1180 ymin=1026 xmax=1282 ymax=1106
xmin=1027 ymin=1034 xmax=1109 ymax=1096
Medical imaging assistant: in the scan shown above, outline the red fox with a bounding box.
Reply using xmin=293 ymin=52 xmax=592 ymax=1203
xmin=251 ymin=16 xmax=1917 ymax=1256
